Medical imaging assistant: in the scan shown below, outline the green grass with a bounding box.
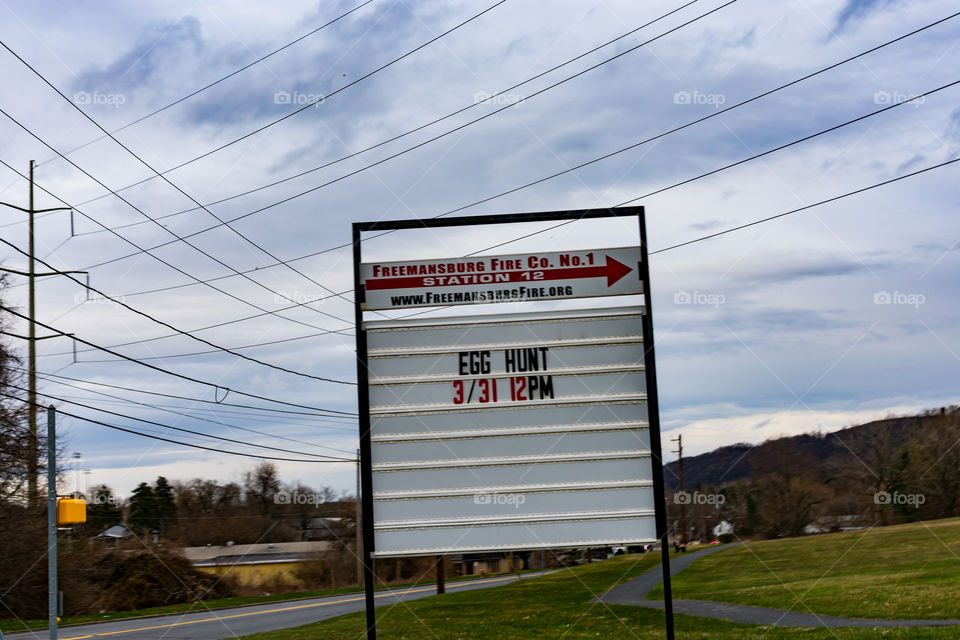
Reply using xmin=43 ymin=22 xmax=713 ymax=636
xmin=0 ymin=569 xmax=529 ymax=632
xmin=236 ymin=551 xmax=960 ymax=639
xmin=649 ymin=517 xmax=960 ymax=620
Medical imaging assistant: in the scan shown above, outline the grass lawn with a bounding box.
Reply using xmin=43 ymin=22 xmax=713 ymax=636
xmin=0 ymin=569 xmax=528 ymax=632
xmin=649 ymin=517 xmax=960 ymax=620
xmin=236 ymin=550 xmax=960 ymax=639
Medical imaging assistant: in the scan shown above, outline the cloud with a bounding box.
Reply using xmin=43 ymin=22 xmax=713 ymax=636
xmin=833 ymin=0 xmax=899 ymax=32
xmin=73 ymin=17 xmax=205 ymax=94
xmin=689 ymin=219 xmax=725 ymax=231
xmin=2 ymin=0 xmax=958 ymax=497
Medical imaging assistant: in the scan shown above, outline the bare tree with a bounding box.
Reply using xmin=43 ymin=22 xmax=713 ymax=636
xmin=244 ymin=462 xmax=281 ymax=516
xmin=751 ymin=439 xmax=828 ymax=537
xmin=0 ymin=275 xmax=29 ymax=503
xmin=909 ymin=408 xmax=960 ymax=520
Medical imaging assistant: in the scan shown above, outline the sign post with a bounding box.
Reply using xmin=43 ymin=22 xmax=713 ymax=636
xmin=353 ymin=207 xmax=672 ymax=639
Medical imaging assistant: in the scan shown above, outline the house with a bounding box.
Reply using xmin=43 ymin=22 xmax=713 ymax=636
xmin=92 ymin=523 xmax=132 ymax=545
xmin=803 ymin=515 xmax=866 ymax=534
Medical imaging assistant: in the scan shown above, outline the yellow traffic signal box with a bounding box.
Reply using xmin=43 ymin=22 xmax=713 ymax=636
xmin=57 ymin=498 xmax=87 ymax=525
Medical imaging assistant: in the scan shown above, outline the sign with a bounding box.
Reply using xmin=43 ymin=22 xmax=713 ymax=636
xmin=353 ymin=208 xmax=674 ymax=639
xmin=359 ymin=247 xmax=641 ymax=310
xmin=363 ymin=307 xmax=656 ymax=556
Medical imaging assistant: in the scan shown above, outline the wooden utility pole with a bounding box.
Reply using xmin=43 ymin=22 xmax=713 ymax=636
xmin=671 ymin=434 xmax=687 ymax=544
xmin=27 ymin=160 xmax=38 ymax=507
xmin=0 ymin=161 xmax=75 ymax=507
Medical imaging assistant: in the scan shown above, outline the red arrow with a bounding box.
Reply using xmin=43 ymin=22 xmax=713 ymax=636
xmin=365 ymin=255 xmax=634 ymax=290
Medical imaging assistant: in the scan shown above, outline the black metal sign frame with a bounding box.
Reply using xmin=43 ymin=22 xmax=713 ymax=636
xmin=352 ymin=206 xmax=674 ymax=640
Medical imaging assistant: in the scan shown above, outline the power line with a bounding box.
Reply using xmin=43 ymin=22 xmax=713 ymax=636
xmin=10 ymin=382 xmax=352 ymax=459
xmin=36 ymin=377 xmax=355 ymax=454
xmin=467 ymin=80 xmax=960 ymax=256
xmin=36 ymin=160 xmax=957 ymax=468
xmin=0 ymin=155 xmax=344 ymax=337
xmin=620 ymin=81 xmax=958 ymax=202
xmin=15 ymin=164 xmax=957 ymax=467
xmin=46 ymin=43 xmax=937 ymax=368
xmin=2 ymin=39 xmax=376 ymax=316
xmin=75 ymin=327 xmax=355 ymax=362
xmin=0 ymin=304 xmax=357 ymax=414
xmin=0 ymin=120 xmax=352 ymax=333
xmin=11 ymin=8 xmax=947 ymax=372
xmin=52 ymin=394 xmax=356 ymax=429
xmin=80 ymin=7 xmax=953 ymax=290
xmin=67 ymin=0 xmax=703 ymax=240
xmin=0 ymin=233 xmax=355 ymax=385
xmin=35 ymin=0 xmax=374 ymax=167
xmin=65 ymin=0 xmax=511 ymax=210
xmin=17 ymin=15 xmax=949 ymax=371
xmin=35 ymin=48 xmax=953 ymax=365
xmin=1 ymin=391 xmax=352 ymax=463
xmin=80 ymin=58 xmax=946 ymax=368
xmin=391 ymin=156 xmax=960 ymax=321
xmin=100 ymin=62 xmax=950 ymax=363
xmin=39 ymin=298 xmax=353 ymax=359
xmin=72 ymin=0 xmax=738 ymax=271
xmin=27 ymin=367 xmax=356 ymax=419
xmin=51 ymin=391 xmax=350 ymax=426
xmin=649 ymin=156 xmax=960 ymax=255
xmin=0 ymin=2 xmax=726 ymax=372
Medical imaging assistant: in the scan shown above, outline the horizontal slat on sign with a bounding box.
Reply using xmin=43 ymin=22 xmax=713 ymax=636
xmin=369 ymin=370 xmax=646 ymax=410
xmin=367 ymin=335 xmax=640 ymax=358
xmin=364 ymin=307 xmax=644 ymax=352
xmin=373 ymin=485 xmax=655 ymax=522
xmin=372 ymin=429 xmax=650 ymax=464
xmin=373 ymin=449 xmax=650 ymax=471
xmin=370 ymin=402 xmax=649 ymax=435
xmin=371 ymin=420 xmax=648 ymax=442
xmin=376 ymin=508 xmax=653 ymax=529
xmin=372 ymin=514 xmax=657 ymax=557
xmin=368 ymin=341 xmax=643 ymax=383
xmin=365 ymin=305 xmax=644 ymax=330
xmin=374 ymin=479 xmax=652 ymax=500
xmin=371 ymin=454 xmax=652 ymax=493
xmin=369 ymin=393 xmax=647 ymax=416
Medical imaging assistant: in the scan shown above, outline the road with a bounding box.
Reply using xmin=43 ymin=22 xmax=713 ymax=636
xmin=5 ymin=571 xmax=552 ymax=640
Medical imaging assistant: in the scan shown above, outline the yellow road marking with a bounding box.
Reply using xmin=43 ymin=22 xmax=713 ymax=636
xmin=58 ymin=573 xmax=532 ymax=639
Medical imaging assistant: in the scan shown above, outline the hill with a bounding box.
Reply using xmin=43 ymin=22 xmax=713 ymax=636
xmin=663 ymin=411 xmax=940 ymax=490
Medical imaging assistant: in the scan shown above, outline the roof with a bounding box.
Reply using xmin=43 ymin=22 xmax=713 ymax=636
xmin=94 ymin=524 xmax=131 ymax=539
xmin=182 ymin=541 xmax=332 ymax=565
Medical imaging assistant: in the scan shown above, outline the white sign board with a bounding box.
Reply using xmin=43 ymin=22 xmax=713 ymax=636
xmin=360 ymin=246 xmax=641 ymax=310
xmin=363 ymin=306 xmax=656 ymax=557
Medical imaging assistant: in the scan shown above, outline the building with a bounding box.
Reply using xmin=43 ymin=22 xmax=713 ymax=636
xmin=182 ymin=541 xmax=332 ymax=588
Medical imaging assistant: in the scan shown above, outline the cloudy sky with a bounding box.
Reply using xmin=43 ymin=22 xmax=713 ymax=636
xmin=0 ymin=0 xmax=957 ymax=497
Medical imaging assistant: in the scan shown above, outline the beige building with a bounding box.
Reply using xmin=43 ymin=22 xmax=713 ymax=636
xmin=183 ymin=541 xmax=332 ymax=588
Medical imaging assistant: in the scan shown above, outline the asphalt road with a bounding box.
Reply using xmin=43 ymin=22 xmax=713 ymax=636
xmin=5 ymin=571 xmax=553 ymax=640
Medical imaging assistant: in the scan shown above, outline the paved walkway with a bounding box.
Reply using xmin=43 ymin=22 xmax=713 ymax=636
xmin=595 ymin=545 xmax=960 ymax=628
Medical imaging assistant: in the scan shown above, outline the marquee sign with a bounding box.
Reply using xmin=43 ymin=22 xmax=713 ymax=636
xmin=363 ymin=307 xmax=655 ymax=556
xmin=352 ymin=208 xmax=674 ymax=638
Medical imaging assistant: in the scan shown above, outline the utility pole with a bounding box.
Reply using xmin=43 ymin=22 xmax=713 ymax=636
xmin=671 ymin=435 xmax=686 ymax=545
xmin=0 ymin=162 xmax=77 ymax=508
xmin=47 ymin=405 xmax=58 ymax=640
